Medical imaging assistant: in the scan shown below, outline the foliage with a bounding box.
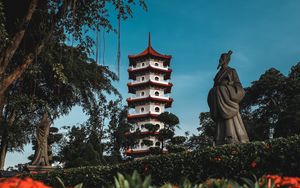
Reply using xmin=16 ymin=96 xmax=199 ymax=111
xmin=58 ymin=125 xmax=104 ymax=168
xmin=156 ymin=112 xmax=180 ymax=152
xmin=143 ymin=124 xmax=160 ymax=132
xmin=142 ymin=140 xmax=154 ymax=147
xmin=0 ymin=0 xmax=146 ymax=169
xmin=186 ymin=135 xmax=214 ymax=150
xmin=31 ymin=135 xmax=300 ymax=187
xmin=112 ymin=171 xmax=153 ymax=188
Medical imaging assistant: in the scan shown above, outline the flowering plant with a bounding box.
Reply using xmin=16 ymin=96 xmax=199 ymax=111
xmin=0 ymin=177 xmax=50 ymax=188
xmin=260 ymin=175 xmax=300 ymax=188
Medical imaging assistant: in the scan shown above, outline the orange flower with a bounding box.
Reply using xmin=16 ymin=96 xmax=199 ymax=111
xmin=0 ymin=177 xmax=50 ymax=188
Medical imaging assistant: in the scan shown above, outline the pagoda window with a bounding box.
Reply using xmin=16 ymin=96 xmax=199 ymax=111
xmin=155 ymin=107 xmax=160 ymax=113
xmin=141 ymin=107 xmax=145 ymax=113
xmin=154 ymin=76 xmax=159 ymax=81
xmin=155 ymin=91 xmax=159 ymax=96
xmin=155 ymin=62 xmax=159 ymax=66
xmin=142 ymin=63 xmax=145 ymax=66
xmin=155 ymin=142 xmax=160 ymax=147
xmin=141 ymin=76 xmax=145 ymax=81
xmin=141 ymin=91 xmax=145 ymax=96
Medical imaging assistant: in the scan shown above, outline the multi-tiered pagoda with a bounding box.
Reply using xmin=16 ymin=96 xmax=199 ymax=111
xmin=126 ymin=34 xmax=173 ymax=157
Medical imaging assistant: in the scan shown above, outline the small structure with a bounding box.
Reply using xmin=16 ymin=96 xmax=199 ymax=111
xmin=126 ymin=33 xmax=173 ymax=157
xmin=27 ymin=113 xmax=55 ymax=173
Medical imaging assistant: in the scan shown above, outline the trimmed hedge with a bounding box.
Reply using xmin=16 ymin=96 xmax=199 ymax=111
xmin=32 ymin=135 xmax=300 ymax=187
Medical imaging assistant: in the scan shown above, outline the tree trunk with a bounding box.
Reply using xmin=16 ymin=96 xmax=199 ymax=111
xmin=0 ymin=0 xmax=70 ymax=99
xmin=0 ymin=110 xmax=16 ymax=170
xmin=0 ymin=0 xmax=38 ymax=74
xmin=0 ymin=137 xmax=8 ymax=170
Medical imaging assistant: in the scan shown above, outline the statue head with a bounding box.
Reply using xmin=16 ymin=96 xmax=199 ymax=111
xmin=218 ymin=50 xmax=233 ymax=69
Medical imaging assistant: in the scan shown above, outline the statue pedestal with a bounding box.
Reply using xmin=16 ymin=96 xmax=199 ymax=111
xmin=26 ymin=165 xmax=56 ymax=174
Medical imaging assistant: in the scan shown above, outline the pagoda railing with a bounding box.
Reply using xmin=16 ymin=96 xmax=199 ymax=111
xmin=130 ymin=64 xmax=169 ymax=71
xmin=128 ymin=95 xmax=170 ymax=100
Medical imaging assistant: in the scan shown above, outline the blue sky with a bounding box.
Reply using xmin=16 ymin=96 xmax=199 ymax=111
xmin=6 ymin=0 xmax=300 ymax=168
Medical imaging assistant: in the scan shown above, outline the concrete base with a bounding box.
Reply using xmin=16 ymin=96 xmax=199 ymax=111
xmin=26 ymin=165 xmax=56 ymax=174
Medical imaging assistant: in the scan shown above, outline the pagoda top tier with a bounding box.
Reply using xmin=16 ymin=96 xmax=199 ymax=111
xmin=128 ymin=33 xmax=172 ymax=66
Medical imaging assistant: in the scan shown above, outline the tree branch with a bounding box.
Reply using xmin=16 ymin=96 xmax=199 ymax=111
xmin=0 ymin=0 xmax=38 ymax=75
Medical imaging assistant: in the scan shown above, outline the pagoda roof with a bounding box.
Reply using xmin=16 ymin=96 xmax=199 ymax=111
xmin=128 ymin=33 xmax=172 ymax=65
xmin=125 ymin=149 xmax=150 ymax=156
xmin=127 ymin=80 xmax=173 ymax=94
xmin=128 ymin=65 xmax=172 ymax=80
xmin=125 ymin=148 xmax=167 ymax=156
xmin=127 ymin=96 xmax=173 ymax=108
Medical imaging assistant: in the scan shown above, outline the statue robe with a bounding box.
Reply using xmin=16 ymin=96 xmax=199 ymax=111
xmin=208 ymin=67 xmax=249 ymax=145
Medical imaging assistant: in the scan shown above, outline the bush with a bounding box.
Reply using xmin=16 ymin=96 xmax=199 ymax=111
xmin=32 ymin=135 xmax=300 ymax=187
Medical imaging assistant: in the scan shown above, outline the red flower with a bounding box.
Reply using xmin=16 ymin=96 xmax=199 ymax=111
xmin=251 ymin=160 xmax=257 ymax=168
xmin=214 ymin=157 xmax=221 ymax=161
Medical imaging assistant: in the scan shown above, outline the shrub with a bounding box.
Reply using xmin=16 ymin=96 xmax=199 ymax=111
xmin=32 ymin=135 xmax=300 ymax=187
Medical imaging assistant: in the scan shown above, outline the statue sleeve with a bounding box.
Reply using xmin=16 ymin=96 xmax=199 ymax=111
xmin=227 ymin=69 xmax=245 ymax=103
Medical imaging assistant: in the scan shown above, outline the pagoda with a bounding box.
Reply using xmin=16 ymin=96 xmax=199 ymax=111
xmin=126 ymin=33 xmax=173 ymax=157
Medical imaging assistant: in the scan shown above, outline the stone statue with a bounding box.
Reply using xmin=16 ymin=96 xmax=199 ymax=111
xmin=207 ymin=50 xmax=249 ymax=145
xmin=32 ymin=113 xmax=51 ymax=166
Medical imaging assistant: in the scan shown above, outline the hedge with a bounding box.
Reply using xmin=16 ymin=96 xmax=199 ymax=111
xmin=31 ymin=135 xmax=300 ymax=187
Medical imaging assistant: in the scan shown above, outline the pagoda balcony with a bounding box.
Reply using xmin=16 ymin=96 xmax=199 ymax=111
xmin=127 ymin=80 xmax=173 ymax=94
xmin=128 ymin=65 xmax=172 ymax=80
xmin=127 ymin=95 xmax=173 ymax=108
xmin=127 ymin=112 xmax=160 ymax=120
xmin=128 ymin=94 xmax=170 ymax=100
xmin=129 ymin=79 xmax=169 ymax=85
xmin=129 ymin=64 xmax=169 ymax=71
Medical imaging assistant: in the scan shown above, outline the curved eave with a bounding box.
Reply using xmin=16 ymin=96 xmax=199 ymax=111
xmin=125 ymin=149 xmax=167 ymax=156
xmin=128 ymin=66 xmax=172 ymax=80
xmin=128 ymin=46 xmax=172 ymax=67
xmin=127 ymin=81 xmax=173 ymax=94
xmin=128 ymin=46 xmax=171 ymax=60
xmin=127 ymin=113 xmax=159 ymax=120
xmin=127 ymin=96 xmax=173 ymax=108
xmin=125 ymin=149 xmax=150 ymax=156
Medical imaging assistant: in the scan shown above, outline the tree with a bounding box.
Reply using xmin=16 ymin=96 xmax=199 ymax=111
xmin=186 ymin=112 xmax=215 ymax=150
xmin=143 ymin=123 xmax=160 ymax=132
xmin=0 ymin=41 xmax=119 ymax=169
xmin=0 ymin=0 xmax=147 ymax=105
xmin=166 ymin=136 xmax=187 ymax=153
xmin=240 ymin=68 xmax=286 ymax=140
xmin=274 ymin=62 xmax=300 ymax=137
xmin=0 ymin=0 xmax=146 ymax=168
xmin=59 ymin=125 xmax=103 ymax=168
xmin=156 ymin=112 xmax=179 ymax=153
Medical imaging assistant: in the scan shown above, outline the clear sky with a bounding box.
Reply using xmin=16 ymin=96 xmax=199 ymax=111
xmin=6 ymin=0 xmax=300 ymax=168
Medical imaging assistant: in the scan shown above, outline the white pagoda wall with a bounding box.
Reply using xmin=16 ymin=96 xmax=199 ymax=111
xmin=134 ymin=103 xmax=165 ymax=114
xmin=135 ymin=88 xmax=165 ymax=97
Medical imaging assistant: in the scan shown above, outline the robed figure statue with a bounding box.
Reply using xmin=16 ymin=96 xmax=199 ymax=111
xmin=32 ymin=112 xmax=51 ymax=166
xmin=207 ymin=50 xmax=249 ymax=145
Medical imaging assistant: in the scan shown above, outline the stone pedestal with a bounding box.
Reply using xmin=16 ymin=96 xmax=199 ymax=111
xmin=26 ymin=165 xmax=56 ymax=174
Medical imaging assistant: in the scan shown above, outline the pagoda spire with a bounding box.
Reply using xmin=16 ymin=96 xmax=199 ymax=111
xmin=148 ymin=32 xmax=151 ymax=48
